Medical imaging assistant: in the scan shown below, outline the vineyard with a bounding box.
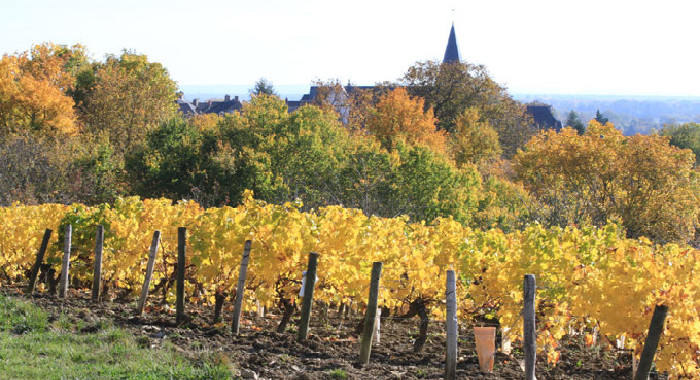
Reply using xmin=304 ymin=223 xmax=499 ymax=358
xmin=1 ymin=191 xmax=699 ymax=378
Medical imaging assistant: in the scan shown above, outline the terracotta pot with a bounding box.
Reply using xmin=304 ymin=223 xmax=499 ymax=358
xmin=474 ymin=326 xmax=496 ymax=372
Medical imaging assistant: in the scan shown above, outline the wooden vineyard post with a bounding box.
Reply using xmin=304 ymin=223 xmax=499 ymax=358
xmin=373 ymin=308 xmax=381 ymax=343
xmin=231 ymin=240 xmax=252 ymax=334
xmin=176 ymin=227 xmax=186 ymax=323
xmin=136 ymin=231 xmax=161 ymax=316
xmin=26 ymin=229 xmax=52 ymax=295
xmin=58 ymin=225 xmax=72 ymax=299
xmin=523 ymin=274 xmax=536 ymax=380
xmin=634 ymin=304 xmax=669 ymax=380
xmin=297 ymin=252 xmax=319 ymax=342
xmin=445 ymin=270 xmax=458 ymax=380
xmin=91 ymin=225 xmax=104 ymax=302
xmin=359 ymin=261 xmax=383 ymax=365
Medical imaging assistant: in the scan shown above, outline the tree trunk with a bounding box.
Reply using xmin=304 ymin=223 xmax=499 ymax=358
xmin=47 ymin=268 xmax=58 ymax=295
xmin=277 ymin=298 xmax=295 ymax=333
xmin=213 ymin=291 xmax=226 ymax=324
xmin=414 ymin=301 xmax=430 ymax=353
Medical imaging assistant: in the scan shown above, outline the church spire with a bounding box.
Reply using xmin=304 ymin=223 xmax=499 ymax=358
xmin=443 ymin=23 xmax=460 ymax=63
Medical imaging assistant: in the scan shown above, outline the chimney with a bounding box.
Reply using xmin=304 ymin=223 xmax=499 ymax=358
xmin=234 ymin=96 xmax=239 ymax=102
xmin=193 ymin=98 xmax=199 ymax=106
xmin=224 ymin=94 xmax=231 ymax=102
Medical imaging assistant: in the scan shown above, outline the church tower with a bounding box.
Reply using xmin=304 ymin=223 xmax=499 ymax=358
xmin=443 ymin=23 xmax=460 ymax=63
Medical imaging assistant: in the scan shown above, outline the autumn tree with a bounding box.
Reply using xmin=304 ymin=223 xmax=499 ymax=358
xmin=310 ymin=79 xmax=389 ymax=134
xmin=515 ymin=120 xmax=699 ymax=243
xmin=449 ymin=107 xmax=501 ymax=167
xmin=401 ymin=60 xmax=534 ymax=157
xmin=0 ymin=45 xmax=79 ymax=138
xmin=366 ymin=87 xmax=446 ymax=154
xmin=80 ymin=51 xmax=178 ymax=155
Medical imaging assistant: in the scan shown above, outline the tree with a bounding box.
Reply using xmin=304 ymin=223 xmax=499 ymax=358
xmin=127 ymin=95 xmax=351 ymax=208
xmin=309 ymin=79 xmax=389 ymax=134
xmin=366 ymin=88 xmax=446 ymax=154
xmin=450 ymin=107 xmax=501 ymax=167
xmin=515 ymin=120 xmax=699 ymax=244
xmin=391 ymin=144 xmax=481 ymax=224
xmin=661 ymin=123 xmax=699 ymax=165
xmin=594 ymin=110 xmax=609 ymax=125
xmin=0 ymin=48 xmax=78 ymax=138
xmin=401 ymin=61 xmax=534 ymax=157
xmin=564 ymin=110 xmax=585 ymax=135
xmin=80 ymin=51 xmax=178 ymax=155
xmin=250 ymin=77 xmax=277 ymax=97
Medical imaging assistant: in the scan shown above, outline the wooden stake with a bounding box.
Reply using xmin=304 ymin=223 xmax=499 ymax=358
xmin=26 ymin=229 xmax=52 ymax=295
xmin=91 ymin=225 xmax=104 ymax=302
xmin=176 ymin=227 xmax=186 ymax=323
xmin=445 ymin=270 xmax=458 ymax=380
xmin=373 ymin=308 xmax=381 ymax=343
xmin=634 ymin=304 xmax=669 ymax=380
xmin=136 ymin=231 xmax=161 ymax=316
xmin=523 ymin=274 xmax=536 ymax=380
xmin=501 ymin=327 xmax=512 ymax=354
xmin=231 ymin=240 xmax=252 ymax=334
xmin=297 ymin=252 xmax=319 ymax=342
xmin=359 ymin=261 xmax=383 ymax=365
xmin=58 ymin=225 xmax=72 ymax=298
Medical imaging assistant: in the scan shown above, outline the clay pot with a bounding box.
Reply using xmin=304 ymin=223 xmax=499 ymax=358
xmin=474 ymin=326 xmax=496 ymax=372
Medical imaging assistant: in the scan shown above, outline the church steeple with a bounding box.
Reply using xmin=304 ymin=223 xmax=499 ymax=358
xmin=443 ymin=23 xmax=460 ymax=63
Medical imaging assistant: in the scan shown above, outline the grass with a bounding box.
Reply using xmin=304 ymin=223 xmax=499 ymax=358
xmin=328 ymin=368 xmax=348 ymax=379
xmin=0 ymin=294 xmax=236 ymax=380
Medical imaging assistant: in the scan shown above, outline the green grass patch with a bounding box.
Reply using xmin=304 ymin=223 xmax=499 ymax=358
xmin=328 ymin=368 xmax=348 ymax=379
xmin=0 ymin=294 xmax=236 ymax=380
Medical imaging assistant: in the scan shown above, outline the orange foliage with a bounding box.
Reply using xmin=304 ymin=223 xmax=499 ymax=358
xmin=0 ymin=52 xmax=77 ymax=137
xmin=367 ymin=88 xmax=446 ymax=154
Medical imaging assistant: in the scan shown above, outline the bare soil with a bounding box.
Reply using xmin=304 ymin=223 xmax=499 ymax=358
xmin=4 ymin=286 xmax=667 ymax=380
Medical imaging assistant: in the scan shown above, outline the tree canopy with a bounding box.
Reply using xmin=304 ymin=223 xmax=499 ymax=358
xmin=515 ymin=120 xmax=699 ymax=243
xmin=400 ymin=60 xmax=534 ymax=157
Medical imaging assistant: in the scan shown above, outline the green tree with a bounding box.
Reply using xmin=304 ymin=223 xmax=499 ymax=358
xmin=250 ymin=77 xmax=277 ymax=97
xmin=390 ymin=143 xmax=481 ymax=224
xmin=127 ymin=95 xmax=351 ymax=208
xmin=661 ymin=123 xmax=700 ymax=165
xmin=125 ymin=117 xmax=210 ymax=202
xmin=594 ymin=109 xmax=609 ymax=125
xmin=564 ymin=110 xmax=585 ymax=135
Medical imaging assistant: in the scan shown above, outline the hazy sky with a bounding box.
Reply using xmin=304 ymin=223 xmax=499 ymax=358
xmin=2 ymin=0 xmax=698 ymax=96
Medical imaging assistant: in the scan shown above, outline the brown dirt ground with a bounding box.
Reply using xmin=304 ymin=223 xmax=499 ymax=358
xmin=3 ymin=286 xmax=668 ymax=380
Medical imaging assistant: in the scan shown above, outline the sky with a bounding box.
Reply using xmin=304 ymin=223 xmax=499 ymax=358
xmin=2 ymin=0 xmax=699 ymax=97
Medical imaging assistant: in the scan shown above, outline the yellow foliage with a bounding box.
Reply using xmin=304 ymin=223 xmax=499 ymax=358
xmin=515 ymin=120 xmax=699 ymax=244
xmin=2 ymin=196 xmax=700 ymax=377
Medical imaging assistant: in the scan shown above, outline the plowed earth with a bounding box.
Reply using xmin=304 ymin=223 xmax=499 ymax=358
xmin=3 ymin=286 xmax=666 ymax=379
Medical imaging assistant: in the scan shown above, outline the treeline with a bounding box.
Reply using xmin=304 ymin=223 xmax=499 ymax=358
xmin=517 ymin=94 xmax=700 ymax=135
xmin=1 ymin=43 xmax=698 ymax=246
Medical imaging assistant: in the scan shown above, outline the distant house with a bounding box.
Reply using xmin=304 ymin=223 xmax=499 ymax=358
xmin=176 ymin=94 xmax=243 ymax=116
xmin=526 ymin=103 xmax=562 ymax=131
